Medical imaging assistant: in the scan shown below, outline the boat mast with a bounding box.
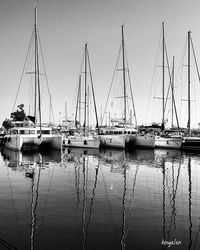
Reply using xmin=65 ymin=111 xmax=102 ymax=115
xmin=79 ymin=76 xmax=81 ymax=125
xmin=34 ymin=6 xmax=37 ymax=124
xmin=34 ymin=5 xmax=42 ymax=131
xmin=188 ymin=31 xmax=191 ymax=136
xmin=162 ymin=22 xmax=165 ymax=131
xmin=122 ymin=25 xmax=127 ymax=125
xmin=84 ymin=44 xmax=87 ymax=136
xmin=87 ymin=85 xmax=90 ymax=133
xmin=171 ymin=56 xmax=175 ymax=128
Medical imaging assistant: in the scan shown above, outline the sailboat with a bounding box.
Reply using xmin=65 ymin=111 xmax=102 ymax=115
xmin=154 ymin=22 xmax=182 ymax=149
xmin=182 ymin=31 xmax=200 ymax=150
xmin=100 ymin=25 xmax=137 ymax=149
xmin=64 ymin=44 xmax=100 ymax=149
xmin=3 ymin=6 xmax=63 ymax=151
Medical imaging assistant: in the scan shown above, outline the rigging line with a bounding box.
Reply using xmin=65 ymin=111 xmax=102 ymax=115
xmin=37 ymin=31 xmax=55 ymax=123
xmin=164 ymin=44 xmax=180 ymax=129
xmin=87 ymin=48 xmax=99 ymax=129
xmin=85 ymin=164 xmax=99 ymax=236
xmin=70 ymin=49 xmax=85 ymax=120
xmin=0 ymin=238 xmax=18 ymax=250
xmin=75 ymin=75 xmax=81 ymax=126
xmin=99 ymin=163 xmax=118 ymax=242
xmin=126 ymin=163 xmax=139 ymax=231
xmin=172 ymin=162 xmax=181 ymax=231
xmin=125 ymin=48 xmax=137 ymax=127
xmin=165 ymin=166 xmax=175 ymax=240
xmin=178 ymin=37 xmax=187 ymax=95
xmin=37 ymin=164 xmax=56 ymax=239
xmin=75 ymin=162 xmax=81 ymax=208
xmin=103 ymin=45 xmax=122 ymax=124
xmin=163 ymin=42 xmax=171 ymax=113
xmin=12 ymin=29 xmax=35 ymax=112
xmin=191 ymin=37 xmax=200 ymax=84
xmin=145 ymin=26 xmax=162 ymax=122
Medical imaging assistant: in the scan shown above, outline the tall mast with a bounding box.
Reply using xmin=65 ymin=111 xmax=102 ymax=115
xmin=34 ymin=5 xmax=42 ymax=131
xmin=171 ymin=56 xmax=175 ymax=128
xmin=34 ymin=6 xmax=37 ymax=124
xmin=84 ymin=44 xmax=87 ymax=136
xmin=79 ymin=75 xmax=81 ymax=125
xmin=162 ymin=22 xmax=165 ymax=131
xmin=87 ymin=85 xmax=90 ymax=133
xmin=122 ymin=25 xmax=127 ymax=125
xmin=188 ymin=31 xmax=191 ymax=136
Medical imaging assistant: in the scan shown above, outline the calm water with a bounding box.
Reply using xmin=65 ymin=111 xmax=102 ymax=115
xmin=0 ymin=147 xmax=200 ymax=250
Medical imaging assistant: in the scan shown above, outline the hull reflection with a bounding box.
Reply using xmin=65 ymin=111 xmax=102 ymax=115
xmin=0 ymin=146 xmax=200 ymax=249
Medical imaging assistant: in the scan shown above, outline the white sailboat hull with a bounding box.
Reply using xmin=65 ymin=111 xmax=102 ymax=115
xmin=4 ymin=134 xmax=63 ymax=151
xmin=100 ymin=135 xmax=126 ymax=149
xmin=155 ymin=136 xmax=182 ymax=149
xmin=64 ymin=136 xmax=100 ymax=149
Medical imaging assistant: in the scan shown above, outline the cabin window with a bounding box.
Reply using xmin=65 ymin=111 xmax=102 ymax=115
xmin=29 ymin=130 xmax=35 ymax=134
xmin=128 ymin=131 xmax=130 ymax=134
xmin=124 ymin=131 xmax=127 ymax=134
xmin=131 ymin=131 xmax=136 ymax=134
xmin=37 ymin=130 xmax=50 ymax=134
xmin=42 ymin=130 xmax=51 ymax=134
xmin=114 ymin=131 xmax=118 ymax=135
xmin=19 ymin=130 xmax=25 ymax=134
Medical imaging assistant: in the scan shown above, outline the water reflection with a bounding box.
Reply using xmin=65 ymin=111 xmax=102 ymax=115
xmin=0 ymin=148 xmax=200 ymax=249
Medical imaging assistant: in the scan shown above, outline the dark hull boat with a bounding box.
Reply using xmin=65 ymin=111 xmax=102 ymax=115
xmin=182 ymin=137 xmax=200 ymax=151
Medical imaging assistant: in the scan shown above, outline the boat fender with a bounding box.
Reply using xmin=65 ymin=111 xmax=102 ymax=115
xmin=84 ymin=140 xmax=87 ymax=145
xmin=68 ymin=139 xmax=71 ymax=144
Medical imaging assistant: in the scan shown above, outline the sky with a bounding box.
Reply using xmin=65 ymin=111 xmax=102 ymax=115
xmin=1 ymin=0 xmax=200 ymax=128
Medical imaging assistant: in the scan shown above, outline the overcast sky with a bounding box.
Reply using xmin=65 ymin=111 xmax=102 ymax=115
xmin=1 ymin=0 xmax=200 ymax=128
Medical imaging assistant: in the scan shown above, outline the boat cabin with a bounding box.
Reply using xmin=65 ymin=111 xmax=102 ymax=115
xmin=100 ymin=127 xmax=137 ymax=135
xmin=8 ymin=127 xmax=52 ymax=135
